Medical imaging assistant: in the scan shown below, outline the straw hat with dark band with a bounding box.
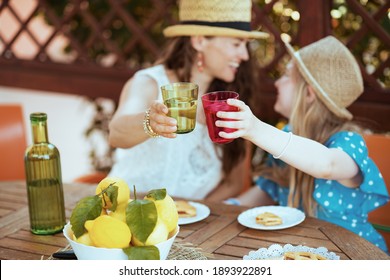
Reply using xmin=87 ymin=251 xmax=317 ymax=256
xmin=284 ymin=36 xmax=363 ymax=120
xmin=163 ymin=0 xmax=269 ymax=39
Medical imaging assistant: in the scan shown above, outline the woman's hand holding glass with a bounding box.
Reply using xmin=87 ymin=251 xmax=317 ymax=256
xmin=148 ymin=101 xmax=178 ymax=138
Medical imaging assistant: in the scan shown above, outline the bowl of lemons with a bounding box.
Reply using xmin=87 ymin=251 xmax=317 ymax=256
xmin=63 ymin=177 xmax=180 ymax=260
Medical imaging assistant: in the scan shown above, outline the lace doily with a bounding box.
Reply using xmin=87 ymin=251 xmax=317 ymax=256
xmin=243 ymin=244 xmax=340 ymax=260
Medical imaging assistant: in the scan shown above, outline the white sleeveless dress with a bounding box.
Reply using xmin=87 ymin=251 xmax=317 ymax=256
xmin=109 ymin=65 xmax=223 ymax=199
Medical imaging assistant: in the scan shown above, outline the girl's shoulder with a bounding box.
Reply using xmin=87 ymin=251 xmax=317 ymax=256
xmin=325 ymin=131 xmax=368 ymax=160
xmin=325 ymin=131 xmax=364 ymax=147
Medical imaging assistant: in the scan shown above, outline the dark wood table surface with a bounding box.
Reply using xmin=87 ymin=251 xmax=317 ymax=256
xmin=1 ymin=181 xmax=389 ymax=260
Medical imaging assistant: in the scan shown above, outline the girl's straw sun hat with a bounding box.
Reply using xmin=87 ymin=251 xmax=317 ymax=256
xmin=163 ymin=0 xmax=269 ymax=39
xmin=284 ymin=36 xmax=364 ymax=120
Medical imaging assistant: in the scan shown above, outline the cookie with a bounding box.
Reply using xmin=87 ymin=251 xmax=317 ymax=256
xmin=175 ymin=200 xmax=197 ymax=218
xmin=255 ymin=212 xmax=283 ymax=226
xmin=283 ymin=251 xmax=327 ymax=260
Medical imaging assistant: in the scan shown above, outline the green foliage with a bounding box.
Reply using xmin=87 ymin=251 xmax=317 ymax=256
xmin=70 ymin=195 xmax=102 ymax=238
xmin=252 ymin=0 xmax=389 ymax=87
xmin=70 ymin=184 xmax=118 ymax=237
xmin=84 ymin=98 xmax=115 ymax=173
xmin=145 ymin=188 xmax=167 ymax=201
xmin=126 ymin=199 xmax=158 ymax=244
xmin=122 ymin=246 xmax=160 ymax=260
xmin=101 ymin=183 xmax=119 ymax=211
xmin=331 ymin=0 xmax=390 ymax=87
xmin=44 ymin=0 xmax=174 ymax=65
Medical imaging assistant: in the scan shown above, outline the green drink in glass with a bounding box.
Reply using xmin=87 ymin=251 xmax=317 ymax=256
xmin=161 ymin=82 xmax=198 ymax=134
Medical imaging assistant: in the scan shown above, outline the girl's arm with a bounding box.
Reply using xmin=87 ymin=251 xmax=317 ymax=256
xmin=216 ymin=99 xmax=362 ymax=188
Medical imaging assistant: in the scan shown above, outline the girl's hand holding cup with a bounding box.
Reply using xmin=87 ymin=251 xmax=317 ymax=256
xmin=215 ymin=98 xmax=257 ymax=141
xmin=201 ymin=91 xmax=240 ymax=144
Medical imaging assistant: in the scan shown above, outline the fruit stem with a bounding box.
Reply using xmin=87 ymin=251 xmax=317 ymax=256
xmin=133 ymin=185 xmax=137 ymax=200
xmin=97 ymin=182 xmax=117 ymax=196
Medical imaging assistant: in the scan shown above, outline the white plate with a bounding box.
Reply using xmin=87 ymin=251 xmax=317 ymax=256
xmin=237 ymin=205 xmax=305 ymax=230
xmin=178 ymin=201 xmax=210 ymax=225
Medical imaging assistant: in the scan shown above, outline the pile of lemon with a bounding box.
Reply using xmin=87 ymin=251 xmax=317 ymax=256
xmin=69 ymin=177 xmax=178 ymax=258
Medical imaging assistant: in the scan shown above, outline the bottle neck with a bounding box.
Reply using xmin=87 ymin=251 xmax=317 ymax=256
xmin=30 ymin=114 xmax=49 ymax=144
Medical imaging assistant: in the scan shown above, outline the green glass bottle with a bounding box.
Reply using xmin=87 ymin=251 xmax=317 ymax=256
xmin=24 ymin=113 xmax=66 ymax=235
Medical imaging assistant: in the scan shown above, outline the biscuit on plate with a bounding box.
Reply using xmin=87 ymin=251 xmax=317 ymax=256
xmin=255 ymin=212 xmax=283 ymax=226
xmin=175 ymin=200 xmax=197 ymax=218
xmin=283 ymin=251 xmax=327 ymax=260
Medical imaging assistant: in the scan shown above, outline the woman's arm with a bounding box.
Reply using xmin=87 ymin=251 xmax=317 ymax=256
xmin=205 ymin=140 xmax=253 ymax=202
xmin=205 ymin=157 xmax=248 ymax=202
xmin=235 ymin=186 xmax=275 ymax=207
xmin=108 ymin=75 xmax=177 ymax=148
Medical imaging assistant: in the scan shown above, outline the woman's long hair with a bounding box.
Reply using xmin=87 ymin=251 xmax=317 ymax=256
xmin=259 ymin=63 xmax=363 ymax=216
xmin=156 ymin=37 xmax=259 ymax=175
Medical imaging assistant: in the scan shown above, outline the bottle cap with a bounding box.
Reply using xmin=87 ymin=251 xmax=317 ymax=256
xmin=30 ymin=112 xmax=47 ymax=122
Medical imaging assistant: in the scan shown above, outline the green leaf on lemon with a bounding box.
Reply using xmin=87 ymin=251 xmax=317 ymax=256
xmin=70 ymin=195 xmax=102 ymax=238
xmin=126 ymin=199 xmax=157 ymax=244
xmin=122 ymin=246 xmax=160 ymax=260
xmin=145 ymin=188 xmax=167 ymax=201
xmin=104 ymin=183 xmax=118 ymax=211
xmin=97 ymin=183 xmax=118 ymax=211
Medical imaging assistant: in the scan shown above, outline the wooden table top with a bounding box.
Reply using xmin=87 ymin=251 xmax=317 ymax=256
xmin=1 ymin=181 xmax=389 ymax=260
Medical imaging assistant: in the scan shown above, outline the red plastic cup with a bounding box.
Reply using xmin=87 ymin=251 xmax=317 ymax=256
xmin=201 ymin=91 xmax=239 ymax=144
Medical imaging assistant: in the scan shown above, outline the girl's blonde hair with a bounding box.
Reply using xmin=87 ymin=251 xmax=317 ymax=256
xmin=259 ymin=63 xmax=363 ymax=216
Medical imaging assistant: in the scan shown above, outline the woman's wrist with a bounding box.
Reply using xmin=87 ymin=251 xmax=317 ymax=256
xmin=143 ymin=108 xmax=160 ymax=138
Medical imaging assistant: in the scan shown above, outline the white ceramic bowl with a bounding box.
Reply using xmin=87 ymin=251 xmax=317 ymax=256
xmin=63 ymin=222 xmax=179 ymax=260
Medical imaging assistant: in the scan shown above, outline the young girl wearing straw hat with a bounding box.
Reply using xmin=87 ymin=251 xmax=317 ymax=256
xmin=217 ymin=36 xmax=389 ymax=252
xmin=108 ymin=0 xmax=268 ymax=200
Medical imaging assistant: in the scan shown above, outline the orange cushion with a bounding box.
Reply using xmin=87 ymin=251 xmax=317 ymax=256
xmin=0 ymin=104 xmax=27 ymax=180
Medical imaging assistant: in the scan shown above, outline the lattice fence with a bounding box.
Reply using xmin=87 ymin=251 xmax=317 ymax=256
xmin=0 ymin=0 xmax=389 ymax=130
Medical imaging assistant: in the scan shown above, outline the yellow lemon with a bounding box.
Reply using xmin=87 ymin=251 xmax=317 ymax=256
xmin=132 ymin=218 xmax=169 ymax=246
xmin=84 ymin=219 xmax=95 ymax=232
xmin=96 ymin=177 xmax=130 ymax=209
xmin=89 ymin=215 xmax=131 ymax=248
xmin=146 ymin=193 xmax=178 ymax=233
xmin=73 ymin=232 xmax=94 ymax=246
xmin=108 ymin=204 xmax=127 ymax=223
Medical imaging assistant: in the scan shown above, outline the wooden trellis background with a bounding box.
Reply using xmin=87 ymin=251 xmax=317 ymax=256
xmin=0 ymin=0 xmax=389 ymax=130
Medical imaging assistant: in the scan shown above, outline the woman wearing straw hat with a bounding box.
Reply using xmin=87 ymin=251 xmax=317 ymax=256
xmin=108 ymin=0 xmax=268 ymax=200
xmin=217 ymin=36 xmax=389 ymax=252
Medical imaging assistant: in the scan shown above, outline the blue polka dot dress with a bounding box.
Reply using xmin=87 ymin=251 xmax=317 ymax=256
xmin=256 ymin=130 xmax=389 ymax=253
